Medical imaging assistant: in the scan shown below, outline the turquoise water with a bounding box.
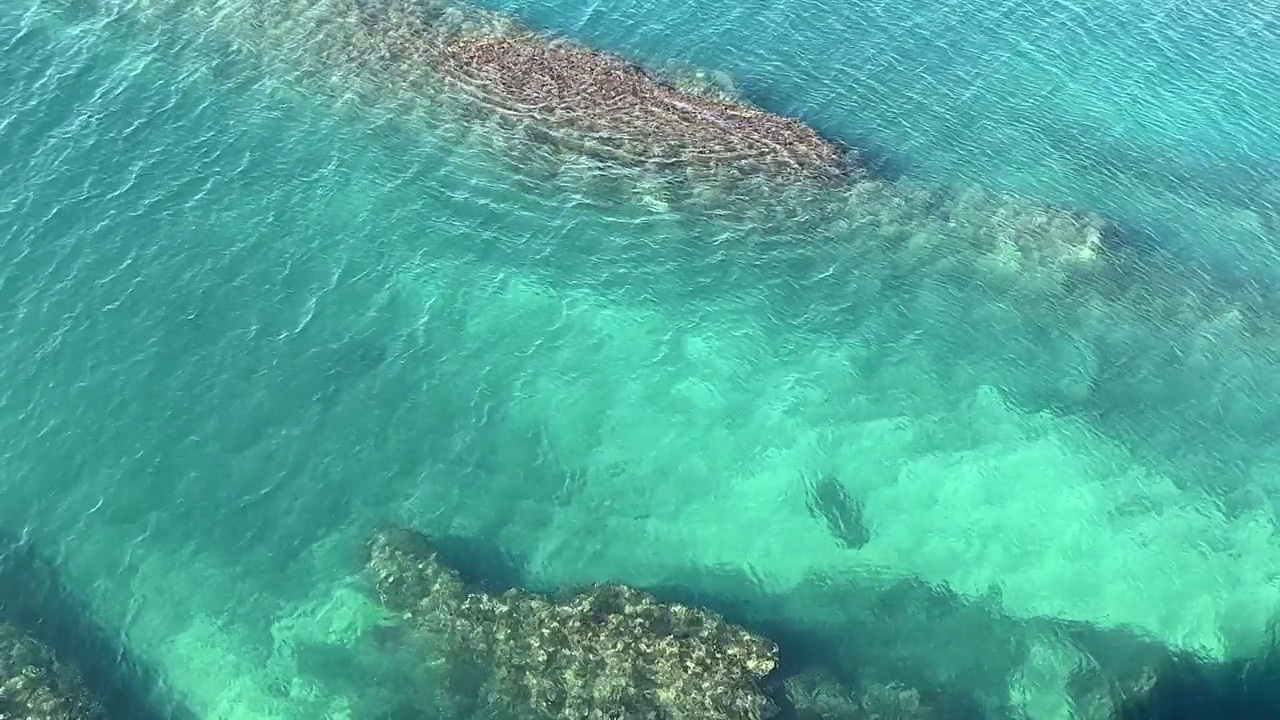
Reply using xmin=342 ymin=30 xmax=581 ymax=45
xmin=496 ymin=0 xmax=1280 ymax=277
xmin=2 ymin=0 xmax=1279 ymax=716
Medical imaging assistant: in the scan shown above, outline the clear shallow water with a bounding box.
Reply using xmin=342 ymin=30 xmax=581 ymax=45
xmin=1 ymin=0 xmax=1279 ymax=717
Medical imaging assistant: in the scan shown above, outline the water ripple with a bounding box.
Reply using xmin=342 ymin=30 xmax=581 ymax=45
xmin=4 ymin=0 xmax=1280 ymax=716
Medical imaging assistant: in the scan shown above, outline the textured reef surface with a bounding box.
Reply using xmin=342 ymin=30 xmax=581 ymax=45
xmin=348 ymin=0 xmax=852 ymax=178
xmin=366 ymin=525 xmax=788 ymax=718
xmin=0 ymin=623 xmax=105 ymax=720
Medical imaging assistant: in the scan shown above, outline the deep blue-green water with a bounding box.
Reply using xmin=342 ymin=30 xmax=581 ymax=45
xmin=2 ymin=0 xmax=1279 ymax=716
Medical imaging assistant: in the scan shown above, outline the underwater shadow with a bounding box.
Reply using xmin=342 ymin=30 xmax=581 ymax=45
xmin=1115 ymin=634 xmax=1280 ymax=720
xmin=0 ymin=529 xmax=198 ymax=720
xmin=641 ymin=567 xmax=1007 ymax=720
xmin=416 ymin=530 xmax=529 ymax=595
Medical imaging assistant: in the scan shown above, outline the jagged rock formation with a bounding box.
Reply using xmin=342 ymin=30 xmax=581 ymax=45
xmin=354 ymin=0 xmax=852 ymax=178
xmin=365 ymin=526 xmax=782 ymax=719
xmin=0 ymin=622 xmax=105 ymax=720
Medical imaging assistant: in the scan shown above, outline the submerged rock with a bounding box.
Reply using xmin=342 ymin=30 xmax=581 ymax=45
xmin=0 ymin=622 xmax=105 ymax=720
xmin=0 ymin=532 xmax=195 ymax=720
xmin=365 ymin=526 xmax=782 ymax=719
xmin=356 ymin=0 xmax=852 ymax=179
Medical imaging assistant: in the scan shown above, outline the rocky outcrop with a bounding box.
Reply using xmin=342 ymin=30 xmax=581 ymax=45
xmin=438 ymin=35 xmax=849 ymax=177
xmin=354 ymin=0 xmax=852 ymax=179
xmin=365 ymin=526 xmax=782 ymax=718
xmin=0 ymin=622 xmax=105 ymax=720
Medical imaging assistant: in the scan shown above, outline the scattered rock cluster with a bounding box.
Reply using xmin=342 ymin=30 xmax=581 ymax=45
xmin=0 ymin=622 xmax=105 ymax=720
xmin=365 ymin=526 xmax=782 ymax=719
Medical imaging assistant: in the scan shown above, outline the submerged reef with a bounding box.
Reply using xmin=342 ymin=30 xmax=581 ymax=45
xmin=369 ymin=527 xmax=1280 ymax=720
xmin=436 ymin=36 xmax=849 ymax=177
xmin=0 ymin=623 xmax=104 ymax=720
xmin=0 ymin=532 xmax=195 ymax=720
xmin=351 ymin=0 xmax=852 ymax=179
xmin=365 ymin=526 xmax=783 ymax=718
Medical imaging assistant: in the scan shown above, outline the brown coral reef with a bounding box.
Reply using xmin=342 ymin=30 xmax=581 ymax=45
xmin=365 ymin=526 xmax=783 ymax=719
xmin=439 ymin=36 xmax=849 ymax=177
xmin=0 ymin=622 xmax=105 ymax=720
xmin=355 ymin=0 xmax=851 ymax=178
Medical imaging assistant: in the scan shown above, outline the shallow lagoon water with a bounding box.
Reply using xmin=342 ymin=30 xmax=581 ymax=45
xmin=2 ymin=0 xmax=1280 ymax=717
